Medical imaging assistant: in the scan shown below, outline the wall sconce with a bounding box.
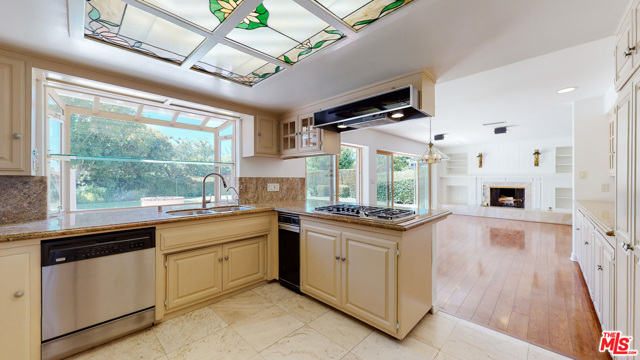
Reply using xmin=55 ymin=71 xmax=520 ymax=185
xmin=477 ymin=153 xmax=483 ymax=168
xmin=533 ymin=149 xmax=541 ymax=167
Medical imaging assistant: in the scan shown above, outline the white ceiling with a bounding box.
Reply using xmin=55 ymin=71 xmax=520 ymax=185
xmin=0 ymin=0 xmax=629 ymax=145
xmin=376 ymin=37 xmax=616 ymax=146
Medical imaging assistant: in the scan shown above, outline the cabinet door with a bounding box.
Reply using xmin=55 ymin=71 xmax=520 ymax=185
xmin=301 ymin=224 xmax=341 ymax=307
xmin=341 ymin=232 xmax=397 ymax=334
xmin=600 ymin=240 xmax=615 ymax=331
xmin=616 ymin=85 xmax=632 ymax=245
xmin=256 ymin=115 xmax=279 ymax=155
xmin=615 ymin=242 xmax=632 ymax=338
xmin=166 ymin=246 xmax=223 ymax=311
xmin=298 ymin=114 xmax=321 ymax=153
xmin=0 ymin=245 xmax=39 ymax=360
xmin=576 ymin=211 xmax=585 ymax=269
xmin=223 ymin=237 xmax=265 ymax=290
xmin=593 ymin=231 xmax=604 ymax=322
xmin=0 ymin=56 xmax=26 ymax=172
xmin=280 ymin=117 xmax=298 ymax=155
xmin=609 ymin=116 xmax=616 ymax=176
xmin=616 ymin=10 xmax=634 ymax=89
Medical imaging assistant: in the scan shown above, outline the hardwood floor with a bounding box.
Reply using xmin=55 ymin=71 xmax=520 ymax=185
xmin=436 ymin=215 xmax=610 ymax=360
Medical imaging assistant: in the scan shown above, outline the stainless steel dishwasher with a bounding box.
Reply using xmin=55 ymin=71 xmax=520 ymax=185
xmin=41 ymin=228 xmax=156 ymax=360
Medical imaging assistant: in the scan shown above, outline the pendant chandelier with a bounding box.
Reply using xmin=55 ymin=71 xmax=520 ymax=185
xmin=419 ymin=118 xmax=442 ymax=164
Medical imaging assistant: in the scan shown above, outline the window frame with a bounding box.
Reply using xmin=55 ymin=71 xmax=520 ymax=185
xmin=305 ymin=144 xmax=363 ymax=203
xmin=376 ymin=150 xmax=423 ymax=208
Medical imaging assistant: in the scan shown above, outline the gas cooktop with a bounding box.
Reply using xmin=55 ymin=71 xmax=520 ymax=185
xmin=314 ymin=204 xmax=416 ymax=221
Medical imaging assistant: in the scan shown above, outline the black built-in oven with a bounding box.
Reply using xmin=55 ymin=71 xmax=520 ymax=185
xmin=278 ymin=213 xmax=301 ymax=293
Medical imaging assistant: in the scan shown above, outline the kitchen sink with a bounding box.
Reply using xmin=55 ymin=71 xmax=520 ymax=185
xmin=166 ymin=209 xmax=215 ymax=216
xmin=209 ymin=205 xmax=253 ymax=212
xmin=166 ymin=206 xmax=252 ymax=216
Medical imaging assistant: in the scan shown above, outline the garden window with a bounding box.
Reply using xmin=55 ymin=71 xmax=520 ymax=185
xmin=45 ymin=86 xmax=238 ymax=213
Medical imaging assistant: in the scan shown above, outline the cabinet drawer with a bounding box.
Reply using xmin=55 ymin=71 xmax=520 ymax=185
xmin=159 ymin=216 xmax=271 ymax=250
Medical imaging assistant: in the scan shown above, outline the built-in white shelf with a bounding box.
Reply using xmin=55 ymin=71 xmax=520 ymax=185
xmin=446 ymin=153 xmax=468 ymax=175
xmin=554 ymin=187 xmax=573 ymax=210
xmin=555 ymin=146 xmax=573 ymax=173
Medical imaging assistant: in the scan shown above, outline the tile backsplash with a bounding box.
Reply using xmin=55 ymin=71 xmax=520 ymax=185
xmin=0 ymin=176 xmax=47 ymax=224
xmin=238 ymin=177 xmax=305 ymax=204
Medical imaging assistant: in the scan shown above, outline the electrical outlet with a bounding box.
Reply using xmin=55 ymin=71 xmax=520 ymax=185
xmin=579 ymin=171 xmax=587 ymax=179
xmin=267 ymin=183 xmax=279 ymax=191
xmin=601 ymin=183 xmax=610 ymax=192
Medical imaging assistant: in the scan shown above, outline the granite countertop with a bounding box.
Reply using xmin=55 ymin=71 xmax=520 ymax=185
xmin=575 ymin=200 xmax=615 ymax=233
xmin=0 ymin=200 xmax=451 ymax=243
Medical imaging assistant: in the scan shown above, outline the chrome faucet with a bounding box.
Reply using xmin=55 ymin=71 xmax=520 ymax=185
xmin=227 ymin=186 xmax=240 ymax=205
xmin=202 ymin=173 xmax=227 ymax=208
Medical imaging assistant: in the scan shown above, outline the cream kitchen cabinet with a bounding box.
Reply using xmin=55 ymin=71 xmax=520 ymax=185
xmin=0 ymin=55 xmax=28 ymax=173
xmin=300 ymin=216 xmax=441 ymax=339
xmin=156 ymin=212 xmax=276 ymax=319
xmin=609 ymin=115 xmax=616 ymax=176
xmin=280 ymin=113 xmax=340 ymax=158
xmin=301 ymin=223 xmax=397 ymax=334
xmin=166 ymin=246 xmax=224 ymax=311
xmin=616 ymin=7 xmax=635 ymax=90
xmin=575 ymin=206 xmax=616 ymax=332
xmin=165 ymin=237 xmax=266 ymax=312
xmin=0 ymin=242 xmax=40 ymax=360
xmin=241 ymin=114 xmax=280 ymax=158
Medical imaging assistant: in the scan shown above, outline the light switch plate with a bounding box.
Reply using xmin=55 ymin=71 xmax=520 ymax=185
xmin=267 ymin=183 xmax=279 ymax=191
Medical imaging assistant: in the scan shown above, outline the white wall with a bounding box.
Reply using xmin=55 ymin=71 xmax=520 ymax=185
xmin=437 ymin=138 xmax=573 ymax=210
xmin=439 ymin=137 xmax=572 ymax=175
xmin=573 ymin=95 xmax=615 ymax=201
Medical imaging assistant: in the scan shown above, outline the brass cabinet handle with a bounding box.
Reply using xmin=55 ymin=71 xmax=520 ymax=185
xmin=218 ymin=257 xmax=223 ymax=262
xmin=341 ymin=257 xmax=346 ymax=261
xmin=12 ymin=133 xmax=21 ymax=139
xmin=14 ymin=291 xmax=24 ymax=298
xmin=224 ymin=256 xmax=229 ymax=260
xmin=335 ymin=256 xmax=340 ymax=260
xmin=606 ymin=230 xmax=615 ymax=237
xmin=584 ymin=241 xmax=589 ymax=245
xmin=596 ymin=265 xmax=603 ymax=271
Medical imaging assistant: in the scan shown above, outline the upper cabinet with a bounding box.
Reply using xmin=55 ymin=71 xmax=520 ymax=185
xmin=615 ymin=0 xmax=640 ymax=90
xmin=0 ymin=55 xmax=27 ymax=174
xmin=280 ymin=113 xmax=340 ymax=158
xmin=241 ymin=114 xmax=280 ymax=158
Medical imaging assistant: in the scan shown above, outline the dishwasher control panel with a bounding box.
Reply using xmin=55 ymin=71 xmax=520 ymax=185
xmin=41 ymin=228 xmax=155 ymax=266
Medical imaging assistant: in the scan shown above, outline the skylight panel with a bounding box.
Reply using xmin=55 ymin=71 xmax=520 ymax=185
xmin=85 ymin=0 xmax=206 ymax=64
xmin=192 ymin=44 xmax=284 ymax=86
xmin=138 ymin=0 xmax=238 ymax=32
xmin=224 ymin=0 xmax=345 ymax=65
xmin=313 ymin=0 xmax=414 ymax=31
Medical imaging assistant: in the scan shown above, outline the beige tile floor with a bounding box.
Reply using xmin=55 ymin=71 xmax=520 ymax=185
xmin=67 ymin=282 xmax=572 ymax=360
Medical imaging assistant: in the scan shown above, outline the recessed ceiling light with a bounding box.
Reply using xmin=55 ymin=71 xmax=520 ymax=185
xmin=557 ymin=87 xmax=577 ymax=94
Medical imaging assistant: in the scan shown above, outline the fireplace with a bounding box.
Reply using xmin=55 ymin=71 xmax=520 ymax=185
xmin=490 ymin=187 xmax=525 ymax=208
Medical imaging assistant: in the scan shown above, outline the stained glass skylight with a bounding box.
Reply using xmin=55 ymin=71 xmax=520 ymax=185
xmin=137 ymin=0 xmax=242 ymax=32
xmin=313 ymin=0 xmax=414 ymax=31
xmin=225 ymin=0 xmax=345 ymax=65
xmin=79 ymin=0 xmax=413 ymax=86
xmin=85 ymin=0 xmax=206 ymax=64
xmin=193 ymin=44 xmax=284 ymax=86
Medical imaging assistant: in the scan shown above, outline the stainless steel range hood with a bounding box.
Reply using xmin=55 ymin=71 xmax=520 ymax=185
xmin=313 ymin=85 xmax=430 ymax=133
